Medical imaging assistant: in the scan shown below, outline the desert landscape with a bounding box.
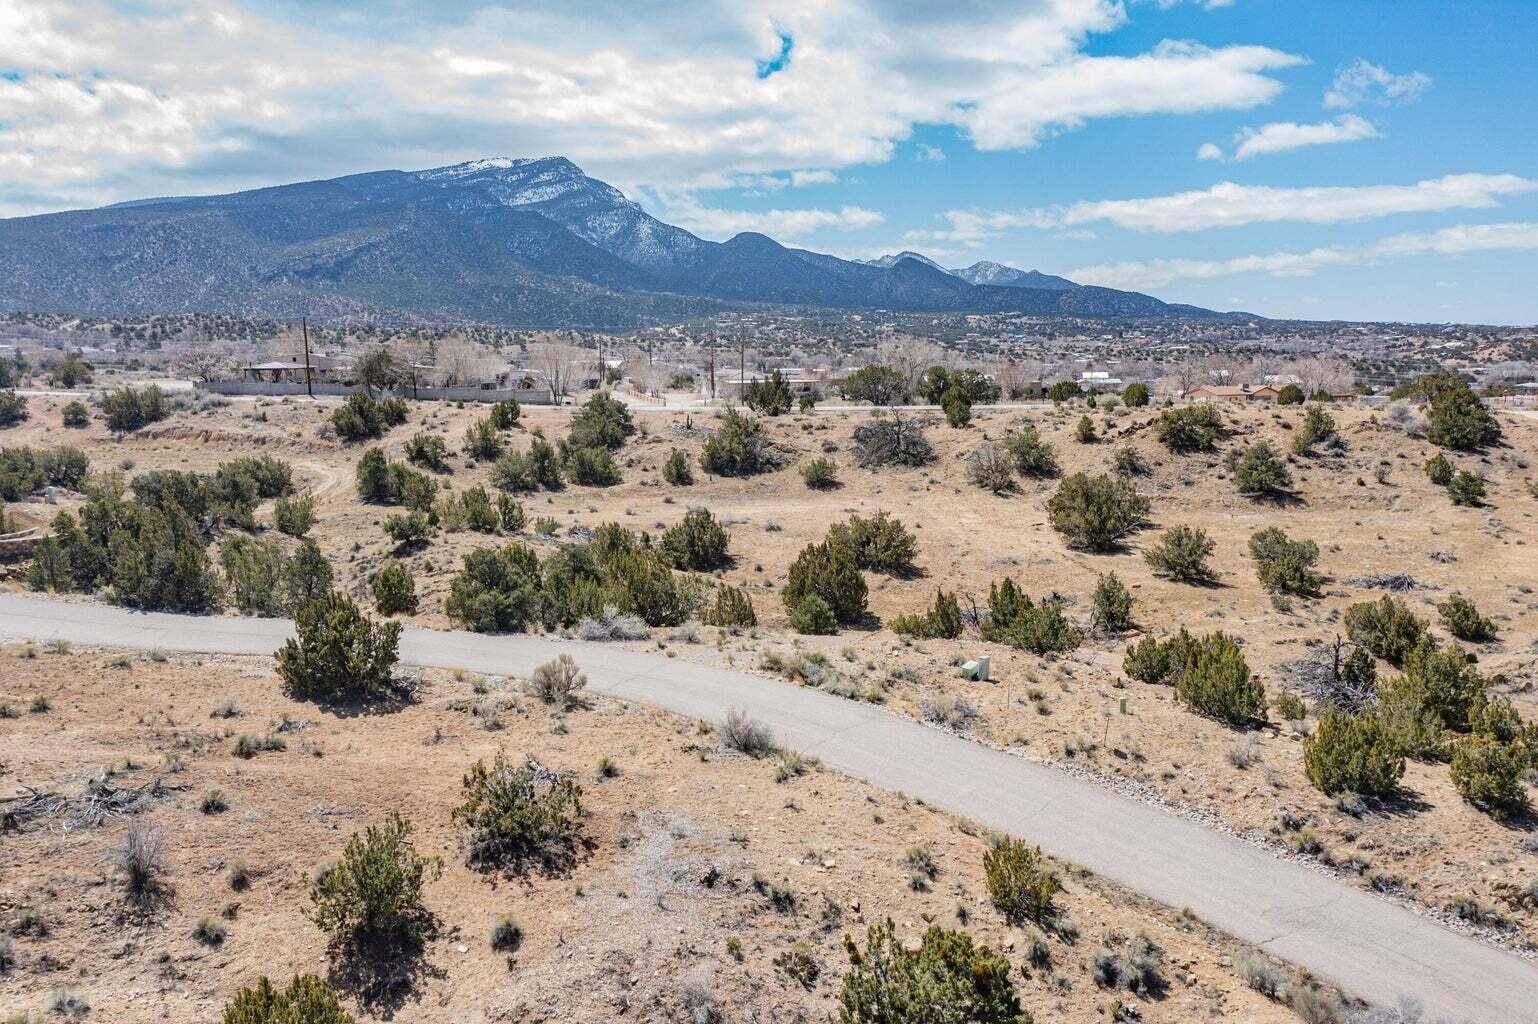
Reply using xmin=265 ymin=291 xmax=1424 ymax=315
xmin=3 ymin=372 xmax=1536 ymax=1023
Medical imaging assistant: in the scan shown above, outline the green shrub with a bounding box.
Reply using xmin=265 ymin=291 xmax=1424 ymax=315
xmin=492 ymin=437 xmax=564 ymax=492
xmin=458 ymin=484 xmax=500 ymax=532
xmin=1344 ymin=596 xmax=1425 ymax=665
xmin=1273 ymin=690 xmax=1307 ymax=721
xmin=564 ymin=446 xmax=621 ymax=486
xmin=1003 ymin=427 xmax=1059 ymax=477
xmin=920 ymin=367 xmax=999 ymax=406
xmin=1426 ymin=379 xmax=1501 ymax=450
xmin=383 ymin=511 xmax=431 ymax=549
xmin=101 ymin=385 xmax=169 ymax=434
xmin=784 ymin=541 xmax=867 ymax=625
xmin=446 ymin=544 xmax=542 ymax=632
xmin=372 ymin=564 xmax=418 ymax=616
xmin=1091 ymin=572 xmax=1134 ymax=633
xmin=567 ymin=392 xmax=634 ymax=451
xmin=1438 ymin=595 xmax=1495 ymax=642
xmin=700 ymin=409 xmax=776 ymax=476
xmin=1303 ymin=708 xmax=1405 ymax=797
xmin=355 ymin=449 xmax=438 ymax=509
xmin=220 ymin=535 xmax=288 ymax=616
xmin=1155 ymin=405 xmax=1222 ymax=452
xmin=308 ymin=813 xmax=440 ymax=954
xmin=285 ymin=539 xmax=333 ymax=607
xmin=702 ymin=584 xmax=757 ymax=628
xmin=941 ymin=386 xmax=972 ymax=428
xmin=378 ymin=397 xmax=409 ymax=426
xmin=1122 ymin=629 xmax=1200 ymax=685
xmin=1231 ymin=441 xmax=1292 ymax=495
xmin=745 ymin=370 xmax=795 ymax=415
xmin=663 ymin=448 xmax=693 ymax=485
xmin=1374 ymin=638 xmax=1485 ymax=760
xmin=980 ymin=579 xmax=1080 ymax=655
xmin=1175 ymin=632 xmax=1263 ymax=726
xmin=1423 ymin=452 xmax=1454 ymax=485
xmin=1073 ymin=415 xmax=1096 ymax=444
xmin=1292 ymin=405 xmax=1337 ymax=455
xmin=1450 ymin=737 xmax=1529 ymax=819
xmin=218 ymin=455 xmax=294 ymax=501
xmin=330 ymin=392 xmax=394 ymax=442
xmin=0 ymin=390 xmax=28 ymax=427
xmin=1144 ymin=525 xmax=1216 ymax=582
xmin=452 ymin=751 xmax=584 ymax=870
xmin=984 ymin=836 xmax=1058 ymax=926
xmin=276 ymin=591 xmax=402 ymax=702
xmin=488 ymin=399 xmax=521 ymax=430
xmin=61 ymin=401 xmax=89 ymax=428
xmin=1122 ymin=382 xmax=1149 ymax=408
xmin=827 ymin=511 xmax=917 ymax=574
xmin=463 ymin=417 xmax=505 ymax=461
xmin=273 ymin=494 xmax=316 ymax=537
xmin=221 ymin=974 xmax=355 ymax=1024
xmin=841 ymin=364 xmax=911 ymax=405
xmin=890 ymin=589 xmax=964 ymax=640
xmin=1276 ymin=383 xmax=1304 ymax=405
xmin=1047 ymin=381 xmax=1081 ymax=403
xmin=599 ymin=548 xmax=702 ymax=627
xmin=1047 ymin=473 xmax=1148 ymax=551
xmin=790 ymin=594 xmax=840 ymax=635
xmin=802 ymin=457 xmax=839 ymax=489
xmin=497 ymin=494 xmax=525 ymax=532
xmin=404 ymin=433 xmax=451 ymax=472
xmin=1447 ymin=470 xmax=1485 ymax=506
xmin=837 ymin=919 xmax=1030 ymax=1024
xmin=0 ymin=445 xmax=90 ymax=499
xmin=657 ymin=508 xmax=731 ymax=570
xmin=1248 ymin=526 xmax=1322 ymax=596
xmin=851 ymin=413 xmax=935 ymax=468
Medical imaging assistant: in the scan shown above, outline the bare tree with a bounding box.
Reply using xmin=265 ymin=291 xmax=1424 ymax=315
xmin=170 ymin=340 xmax=236 ymax=382
xmin=1290 ymin=355 xmax=1356 ymax=396
xmin=528 ymin=339 xmax=589 ymax=398
xmin=1166 ymin=359 xmax=1206 ymax=397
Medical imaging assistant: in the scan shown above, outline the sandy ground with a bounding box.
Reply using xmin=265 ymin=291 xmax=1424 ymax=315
xmin=2 ymin=382 xmax=1535 ymax=958
xmin=0 ymin=647 xmax=1316 ymax=1023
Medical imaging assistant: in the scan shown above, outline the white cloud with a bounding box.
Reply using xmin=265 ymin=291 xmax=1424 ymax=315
xmin=924 ymin=174 xmax=1536 ymax=241
xmin=1057 ymin=174 xmax=1536 ymax=232
xmin=1196 ymin=142 xmax=1224 ymax=161
xmin=954 ymin=41 xmax=1302 ymax=151
xmin=902 ymin=208 xmax=1059 ymax=248
xmin=659 ymin=196 xmax=883 ymax=240
xmin=1069 ymin=221 xmax=1538 ymax=289
xmin=1232 ymin=114 xmax=1377 ymax=160
xmin=915 ymin=144 xmax=946 ymax=162
xmin=0 ymin=0 xmax=1307 ymax=215
xmin=1146 ymin=0 xmax=1236 ymax=9
xmin=1325 ymin=58 xmax=1431 ymax=109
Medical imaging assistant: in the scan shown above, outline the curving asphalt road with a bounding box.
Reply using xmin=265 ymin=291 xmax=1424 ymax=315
xmin=1 ymin=592 xmax=1533 ymax=1022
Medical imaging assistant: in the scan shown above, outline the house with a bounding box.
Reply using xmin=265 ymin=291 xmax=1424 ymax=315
xmin=1183 ymin=384 xmax=1282 ymax=401
xmin=239 ymin=353 xmax=347 ymax=385
xmin=1078 ymin=371 xmax=1123 ymax=391
xmin=722 ymin=369 xmax=839 ymax=400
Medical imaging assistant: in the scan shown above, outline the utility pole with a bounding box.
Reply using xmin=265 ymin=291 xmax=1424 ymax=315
xmin=707 ymin=333 xmax=717 ymax=402
xmin=301 ymin=317 xmax=314 ymax=398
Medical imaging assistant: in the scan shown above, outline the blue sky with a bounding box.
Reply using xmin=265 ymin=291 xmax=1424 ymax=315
xmin=2 ymin=0 xmax=1536 ymax=322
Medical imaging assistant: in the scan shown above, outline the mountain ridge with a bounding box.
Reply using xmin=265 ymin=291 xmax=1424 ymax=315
xmin=0 ymin=157 xmax=1245 ymax=327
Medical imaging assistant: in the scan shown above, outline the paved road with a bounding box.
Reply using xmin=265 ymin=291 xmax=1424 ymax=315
xmin=2 ymin=593 xmax=1533 ymax=1022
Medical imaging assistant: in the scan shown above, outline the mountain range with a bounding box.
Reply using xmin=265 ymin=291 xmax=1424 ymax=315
xmin=860 ymin=251 xmax=1080 ymax=291
xmin=0 ymin=157 xmax=1237 ymax=328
